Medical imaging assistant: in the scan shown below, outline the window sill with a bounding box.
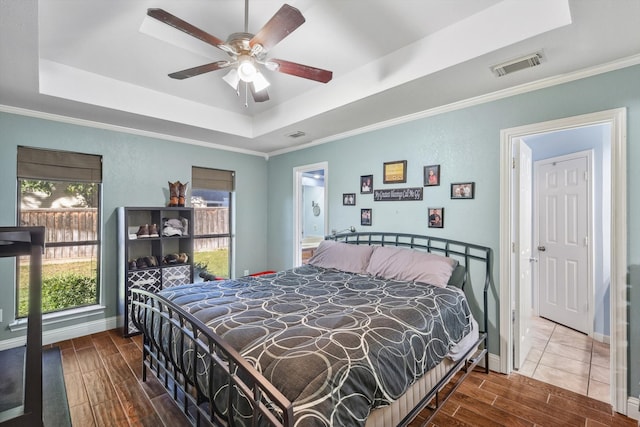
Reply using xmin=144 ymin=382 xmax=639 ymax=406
xmin=8 ymin=304 xmax=107 ymax=332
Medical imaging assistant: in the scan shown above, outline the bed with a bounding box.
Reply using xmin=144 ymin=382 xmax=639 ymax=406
xmin=130 ymin=232 xmax=492 ymax=426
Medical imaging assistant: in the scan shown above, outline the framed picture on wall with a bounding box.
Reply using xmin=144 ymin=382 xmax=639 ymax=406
xmin=343 ymin=193 xmax=356 ymax=205
xmin=360 ymin=208 xmax=372 ymax=226
xmin=360 ymin=175 xmax=373 ymax=194
xmin=428 ymin=207 xmax=444 ymax=228
xmin=423 ymin=164 xmax=440 ymax=186
xmin=451 ymin=182 xmax=475 ymax=199
xmin=383 ymin=160 xmax=407 ymax=184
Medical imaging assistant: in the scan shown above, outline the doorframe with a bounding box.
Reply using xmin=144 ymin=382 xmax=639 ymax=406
xmin=532 ymin=149 xmax=594 ymax=335
xmin=293 ymin=162 xmax=328 ymax=267
xmin=499 ymin=108 xmax=627 ymax=414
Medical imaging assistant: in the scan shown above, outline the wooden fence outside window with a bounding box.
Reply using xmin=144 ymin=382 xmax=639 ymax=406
xmin=20 ymin=207 xmax=230 ymax=260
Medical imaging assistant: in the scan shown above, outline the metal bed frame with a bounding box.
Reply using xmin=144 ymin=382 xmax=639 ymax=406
xmin=130 ymin=231 xmax=492 ymax=427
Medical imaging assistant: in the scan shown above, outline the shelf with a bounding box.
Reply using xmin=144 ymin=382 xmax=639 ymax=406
xmin=118 ymin=206 xmax=194 ymax=336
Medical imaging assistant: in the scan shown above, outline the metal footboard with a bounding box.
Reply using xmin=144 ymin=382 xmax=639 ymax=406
xmin=130 ymin=288 xmax=294 ymax=427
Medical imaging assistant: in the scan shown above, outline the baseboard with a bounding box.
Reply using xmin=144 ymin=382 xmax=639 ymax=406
xmin=593 ymin=332 xmax=611 ymax=345
xmin=488 ymin=352 xmax=500 ymax=372
xmin=0 ymin=316 xmax=118 ymax=351
xmin=476 ymin=351 xmax=501 ymax=372
xmin=627 ymin=396 xmax=640 ymax=421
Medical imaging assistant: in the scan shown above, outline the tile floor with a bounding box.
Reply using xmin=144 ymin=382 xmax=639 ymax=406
xmin=516 ymin=316 xmax=611 ymax=403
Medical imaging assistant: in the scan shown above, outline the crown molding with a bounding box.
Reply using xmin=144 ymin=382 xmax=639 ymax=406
xmin=0 ymin=105 xmax=269 ymax=159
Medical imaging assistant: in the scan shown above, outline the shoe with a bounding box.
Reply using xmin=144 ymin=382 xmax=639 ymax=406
xmin=128 ymin=260 xmax=137 ymax=270
xmin=144 ymin=256 xmax=158 ymax=267
xmin=148 ymin=224 xmax=159 ymax=238
xmin=164 ymin=253 xmax=178 ymax=264
xmin=136 ymin=257 xmax=148 ymax=269
xmin=136 ymin=224 xmax=150 ymax=238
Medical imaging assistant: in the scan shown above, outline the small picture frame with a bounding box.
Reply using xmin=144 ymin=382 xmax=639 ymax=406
xmin=383 ymin=160 xmax=407 ymax=184
xmin=428 ymin=207 xmax=444 ymax=228
xmin=423 ymin=164 xmax=440 ymax=186
xmin=360 ymin=175 xmax=373 ymax=194
xmin=360 ymin=208 xmax=372 ymax=226
xmin=343 ymin=193 xmax=356 ymax=206
xmin=451 ymin=182 xmax=475 ymax=199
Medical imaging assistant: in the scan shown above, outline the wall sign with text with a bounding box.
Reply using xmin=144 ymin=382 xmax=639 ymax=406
xmin=373 ymin=187 xmax=423 ymax=201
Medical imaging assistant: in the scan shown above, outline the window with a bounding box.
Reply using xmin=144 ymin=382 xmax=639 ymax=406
xmin=17 ymin=146 xmax=102 ymax=317
xmin=191 ymin=166 xmax=233 ymax=279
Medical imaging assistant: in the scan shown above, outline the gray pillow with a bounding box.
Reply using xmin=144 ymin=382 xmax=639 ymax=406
xmin=307 ymin=240 xmax=375 ymax=274
xmin=448 ymin=264 xmax=466 ymax=288
xmin=366 ymin=246 xmax=458 ymax=288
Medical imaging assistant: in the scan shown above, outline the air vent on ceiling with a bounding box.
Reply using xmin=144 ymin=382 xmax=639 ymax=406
xmin=287 ymin=131 xmax=306 ymax=138
xmin=491 ymin=51 xmax=544 ymax=77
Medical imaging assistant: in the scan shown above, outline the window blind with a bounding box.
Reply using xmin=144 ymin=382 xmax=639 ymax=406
xmin=17 ymin=146 xmax=102 ymax=182
xmin=192 ymin=166 xmax=235 ymax=191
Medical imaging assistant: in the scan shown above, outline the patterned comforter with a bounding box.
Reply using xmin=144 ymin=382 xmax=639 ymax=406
xmin=158 ymin=264 xmax=474 ymax=426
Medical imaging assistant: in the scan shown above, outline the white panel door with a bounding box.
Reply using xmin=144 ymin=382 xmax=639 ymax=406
xmin=514 ymin=140 xmax=533 ymax=369
xmin=537 ymin=156 xmax=589 ymax=333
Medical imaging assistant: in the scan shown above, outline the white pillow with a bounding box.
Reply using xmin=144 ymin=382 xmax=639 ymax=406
xmin=366 ymin=246 xmax=458 ymax=288
xmin=307 ymin=240 xmax=375 ymax=274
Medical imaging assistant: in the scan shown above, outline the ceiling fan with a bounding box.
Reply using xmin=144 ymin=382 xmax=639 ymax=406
xmin=147 ymin=1 xmax=333 ymax=104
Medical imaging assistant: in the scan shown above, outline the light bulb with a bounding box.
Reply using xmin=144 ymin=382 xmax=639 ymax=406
xmin=237 ymin=56 xmax=257 ymax=82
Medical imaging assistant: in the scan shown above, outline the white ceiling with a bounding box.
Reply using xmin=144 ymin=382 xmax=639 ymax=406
xmin=2 ymin=0 xmax=640 ymax=156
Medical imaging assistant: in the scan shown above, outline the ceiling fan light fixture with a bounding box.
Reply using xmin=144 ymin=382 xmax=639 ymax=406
xmin=222 ymin=68 xmax=240 ymax=90
xmin=252 ymin=71 xmax=270 ymax=92
xmin=237 ymin=55 xmax=258 ymax=82
xmin=264 ymin=60 xmax=278 ymax=71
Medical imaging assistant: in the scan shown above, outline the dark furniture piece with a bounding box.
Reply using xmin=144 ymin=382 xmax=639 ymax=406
xmin=118 ymin=207 xmax=194 ymax=336
xmin=0 ymin=226 xmax=45 ymax=427
xmin=130 ymin=231 xmax=492 ymax=426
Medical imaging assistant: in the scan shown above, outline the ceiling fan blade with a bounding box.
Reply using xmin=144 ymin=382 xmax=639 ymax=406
xmin=268 ymin=59 xmax=332 ymax=83
xmin=168 ymin=61 xmax=231 ymax=80
xmin=147 ymin=8 xmax=227 ymax=51
xmin=250 ymin=4 xmax=305 ymax=52
xmin=250 ymin=84 xmax=270 ymax=102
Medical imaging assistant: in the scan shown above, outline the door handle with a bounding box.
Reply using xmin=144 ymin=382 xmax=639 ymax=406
xmin=529 ymin=258 xmax=538 ymax=263
xmin=537 ymin=246 xmax=546 ymax=252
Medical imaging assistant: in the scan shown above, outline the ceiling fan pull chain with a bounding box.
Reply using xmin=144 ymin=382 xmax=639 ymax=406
xmin=244 ymin=82 xmax=249 ymax=108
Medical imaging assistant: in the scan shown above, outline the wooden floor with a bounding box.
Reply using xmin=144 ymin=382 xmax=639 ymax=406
xmin=51 ymin=329 xmax=639 ymax=427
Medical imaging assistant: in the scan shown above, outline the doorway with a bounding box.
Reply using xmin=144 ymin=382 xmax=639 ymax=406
xmin=499 ymin=108 xmax=627 ymax=414
xmin=293 ymin=162 xmax=328 ymax=267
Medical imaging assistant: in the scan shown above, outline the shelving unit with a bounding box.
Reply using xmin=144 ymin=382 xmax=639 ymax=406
xmin=117 ymin=207 xmax=194 ymax=336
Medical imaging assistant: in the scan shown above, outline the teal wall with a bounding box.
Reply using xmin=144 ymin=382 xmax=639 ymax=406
xmin=266 ymin=64 xmax=640 ymax=399
xmin=0 ymin=113 xmax=269 ymax=340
